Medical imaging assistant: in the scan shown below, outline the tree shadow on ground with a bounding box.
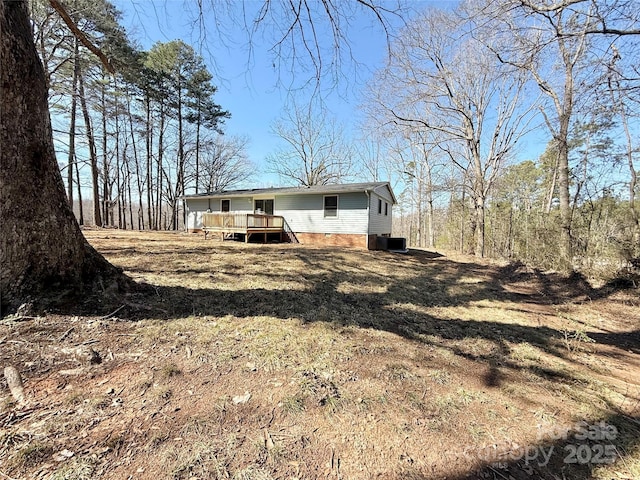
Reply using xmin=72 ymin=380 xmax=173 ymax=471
xmin=126 ymin=277 xmax=631 ymax=388
xmin=60 ymin=248 xmax=637 ymax=385
xmin=396 ymin=410 xmax=640 ymax=480
xmin=89 ymin=249 xmax=638 ymax=392
xmin=114 ymin=269 xmax=637 ymax=479
xmin=51 ymin=247 xmax=639 ymax=479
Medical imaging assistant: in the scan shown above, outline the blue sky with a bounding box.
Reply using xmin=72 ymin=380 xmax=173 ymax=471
xmin=113 ymin=0 xmax=407 ymax=187
xmin=108 ymin=0 xmax=555 ymax=200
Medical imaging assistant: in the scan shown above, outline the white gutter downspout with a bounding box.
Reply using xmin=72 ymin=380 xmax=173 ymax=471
xmin=365 ymin=189 xmax=371 ymax=249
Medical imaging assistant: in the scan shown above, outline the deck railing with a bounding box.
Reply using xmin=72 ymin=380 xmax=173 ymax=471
xmin=202 ymin=212 xmax=284 ymax=230
xmin=247 ymin=213 xmax=284 ymax=228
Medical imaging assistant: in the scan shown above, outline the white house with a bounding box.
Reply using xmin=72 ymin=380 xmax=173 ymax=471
xmin=182 ymin=181 xmax=396 ymax=249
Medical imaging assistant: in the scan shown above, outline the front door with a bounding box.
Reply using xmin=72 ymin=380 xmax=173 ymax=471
xmin=254 ymin=199 xmax=274 ymax=215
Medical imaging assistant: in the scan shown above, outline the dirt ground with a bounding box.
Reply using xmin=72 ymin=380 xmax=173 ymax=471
xmin=1 ymin=229 xmax=639 ymax=480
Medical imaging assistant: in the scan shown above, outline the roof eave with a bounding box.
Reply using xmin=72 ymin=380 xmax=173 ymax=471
xmin=181 ymin=181 xmax=397 ymax=202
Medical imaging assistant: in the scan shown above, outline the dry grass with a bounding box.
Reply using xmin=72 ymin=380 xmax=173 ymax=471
xmin=1 ymin=229 xmax=638 ymax=480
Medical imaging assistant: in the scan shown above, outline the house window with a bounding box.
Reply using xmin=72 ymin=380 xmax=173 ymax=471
xmin=385 ymin=202 xmax=388 ymax=216
xmin=254 ymin=199 xmax=274 ymax=215
xmin=324 ymin=195 xmax=338 ymax=217
xmin=378 ymin=199 xmax=382 ymax=214
xmin=221 ymin=199 xmax=230 ymax=212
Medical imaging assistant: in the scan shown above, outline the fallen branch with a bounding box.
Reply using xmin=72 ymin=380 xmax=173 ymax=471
xmin=3 ymin=366 xmax=26 ymax=405
xmin=123 ymin=300 xmax=167 ymax=313
xmin=98 ymin=304 xmax=125 ymax=320
xmin=1 ymin=315 xmax=37 ymax=323
xmin=58 ymin=327 xmax=74 ymax=342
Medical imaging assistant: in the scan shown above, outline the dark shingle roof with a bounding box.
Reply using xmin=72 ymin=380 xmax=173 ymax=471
xmin=182 ymin=181 xmax=396 ymax=203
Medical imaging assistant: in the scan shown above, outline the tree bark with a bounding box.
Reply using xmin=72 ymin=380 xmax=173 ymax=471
xmin=544 ymin=151 xmax=558 ymax=214
xmin=0 ymin=0 xmax=125 ymax=313
xmin=474 ymin=194 xmax=486 ymax=258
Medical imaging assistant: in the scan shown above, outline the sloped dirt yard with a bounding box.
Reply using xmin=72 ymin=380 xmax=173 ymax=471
xmin=1 ymin=229 xmax=639 ymax=479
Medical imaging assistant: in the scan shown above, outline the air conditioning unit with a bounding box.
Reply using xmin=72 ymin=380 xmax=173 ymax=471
xmin=376 ymin=236 xmax=407 ymax=252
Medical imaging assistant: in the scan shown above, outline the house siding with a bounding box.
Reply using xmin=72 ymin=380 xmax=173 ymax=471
xmin=368 ymin=191 xmax=393 ymax=236
xmin=275 ymin=192 xmax=369 ymax=235
xmin=208 ymin=197 xmax=253 ymax=213
xmin=373 ymin=184 xmax=394 ymax=204
xmin=185 ymin=198 xmax=209 ymax=231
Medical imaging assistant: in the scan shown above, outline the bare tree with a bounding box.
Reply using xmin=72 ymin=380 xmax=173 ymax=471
xmin=189 ymin=134 xmax=254 ymax=192
xmin=396 ymin=131 xmax=449 ymax=249
xmin=241 ymin=0 xmax=405 ymax=92
xmin=370 ymin=6 xmax=534 ymax=257
xmin=353 ymin=137 xmax=389 ymax=183
xmin=267 ymin=102 xmax=354 ymax=186
xmin=467 ymin=0 xmax=639 ymax=269
xmin=605 ymin=47 xmax=640 ymax=259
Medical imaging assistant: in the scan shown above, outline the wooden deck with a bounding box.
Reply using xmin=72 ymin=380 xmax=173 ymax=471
xmin=202 ymin=212 xmax=285 ymax=242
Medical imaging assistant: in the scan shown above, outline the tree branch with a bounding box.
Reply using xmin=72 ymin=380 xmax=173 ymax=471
xmin=49 ymin=0 xmax=114 ymax=74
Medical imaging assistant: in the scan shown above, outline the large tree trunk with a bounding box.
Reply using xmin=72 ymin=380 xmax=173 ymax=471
xmin=0 ymin=0 xmax=125 ymax=314
xmin=472 ymin=156 xmax=486 ymax=258
xmin=474 ymin=195 xmax=486 ymax=258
